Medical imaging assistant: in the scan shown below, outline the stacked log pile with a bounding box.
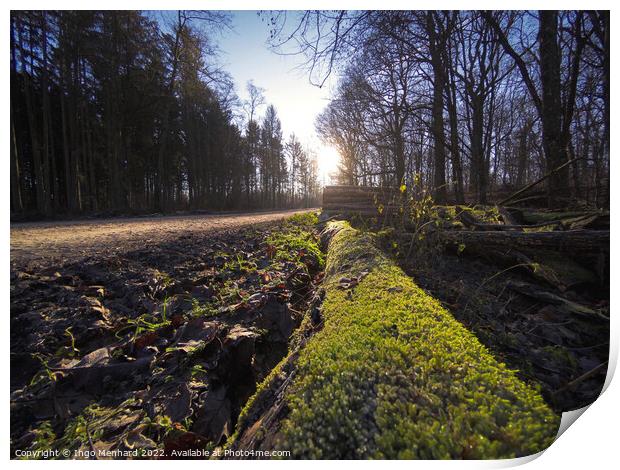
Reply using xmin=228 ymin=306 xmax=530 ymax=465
xmin=322 ymin=185 xmax=402 ymax=215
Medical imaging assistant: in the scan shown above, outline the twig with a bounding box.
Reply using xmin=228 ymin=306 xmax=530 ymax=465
xmin=498 ymin=157 xmax=582 ymax=206
xmin=85 ymin=422 xmax=100 ymax=460
xmin=553 ymin=361 xmax=608 ymax=395
xmin=462 ymin=263 xmax=533 ymax=315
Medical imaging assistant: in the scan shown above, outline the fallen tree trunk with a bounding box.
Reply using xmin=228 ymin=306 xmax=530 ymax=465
xmin=440 ymin=230 xmax=609 ymax=255
xmin=515 ymin=209 xmax=609 ymax=228
xmin=323 ymin=185 xmax=398 ymax=194
xmin=436 ymin=230 xmax=608 ymax=289
xmin=322 ymin=195 xmax=377 ymax=203
xmin=322 ymin=191 xmax=399 ymax=197
xmin=396 ymin=232 xmax=601 ymax=290
xmin=498 ymin=206 xmax=522 ymax=226
xmin=226 ymin=221 xmax=559 ymax=459
xmin=459 ymin=219 xmax=565 ymax=231
xmin=322 ymin=203 xmax=398 ymax=211
xmin=457 ymin=206 xmax=565 ymax=231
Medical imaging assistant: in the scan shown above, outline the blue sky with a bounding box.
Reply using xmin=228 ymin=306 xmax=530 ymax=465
xmin=222 ymin=11 xmax=339 ymax=179
xmin=222 ymin=12 xmax=333 ymax=139
xmin=152 ymin=10 xmax=340 ymax=180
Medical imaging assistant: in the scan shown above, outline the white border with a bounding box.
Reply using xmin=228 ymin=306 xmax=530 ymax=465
xmin=3 ymin=1 xmax=617 ymax=468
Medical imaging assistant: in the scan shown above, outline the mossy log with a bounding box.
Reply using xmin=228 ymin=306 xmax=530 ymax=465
xmin=517 ymin=209 xmax=609 ymax=227
xmin=322 ymin=190 xmax=399 ymax=199
xmin=455 ymin=206 xmax=589 ymax=231
xmin=322 ymin=196 xmax=402 ymax=205
xmin=437 ymin=230 xmax=608 ymax=289
xmin=226 ymin=221 xmax=559 ymax=459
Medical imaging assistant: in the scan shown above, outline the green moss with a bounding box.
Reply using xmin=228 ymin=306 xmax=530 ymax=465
xmin=273 ymin=222 xmax=559 ymax=459
xmin=286 ymin=211 xmax=319 ymax=228
xmin=266 ymin=214 xmax=324 ymax=270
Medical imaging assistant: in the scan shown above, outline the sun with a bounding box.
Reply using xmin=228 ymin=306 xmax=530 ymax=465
xmin=317 ymin=145 xmax=341 ymax=184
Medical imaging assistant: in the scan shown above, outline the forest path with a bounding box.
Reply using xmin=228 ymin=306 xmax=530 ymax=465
xmin=10 ymin=208 xmax=315 ymax=270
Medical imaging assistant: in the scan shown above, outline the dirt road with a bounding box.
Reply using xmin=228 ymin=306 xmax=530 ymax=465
xmin=10 ymin=210 xmax=323 ymax=452
xmin=10 ymin=209 xmax=314 ymax=270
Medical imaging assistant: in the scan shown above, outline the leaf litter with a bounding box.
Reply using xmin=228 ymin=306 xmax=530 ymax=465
xmin=10 ymin=214 xmax=324 ymax=458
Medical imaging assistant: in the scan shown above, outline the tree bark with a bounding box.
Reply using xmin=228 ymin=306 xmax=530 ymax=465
xmin=427 ymin=12 xmax=448 ymax=204
xmin=445 ymin=77 xmax=465 ymax=203
xmin=539 ymin=11 xmax=567 ymax=207
xmin=440 ymin=230 xmax=609 ymax=256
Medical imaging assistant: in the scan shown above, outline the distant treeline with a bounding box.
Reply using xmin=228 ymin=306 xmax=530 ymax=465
xmin=10 ymin=11 xmax=321 ymax=219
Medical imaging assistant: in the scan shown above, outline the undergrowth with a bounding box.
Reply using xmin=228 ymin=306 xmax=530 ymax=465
xmin=266 ymin=212 xmax=324 ymax=270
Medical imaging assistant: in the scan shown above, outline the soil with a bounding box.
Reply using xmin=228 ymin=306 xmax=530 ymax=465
xmin=10 ymin=209 xmax=321 ymax=458
xmin=11 ymin=209 xmax=314 ymax=269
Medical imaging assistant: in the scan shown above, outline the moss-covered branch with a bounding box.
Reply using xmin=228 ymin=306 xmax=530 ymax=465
xmin=229 ymin=221 xmax=560 ymax=459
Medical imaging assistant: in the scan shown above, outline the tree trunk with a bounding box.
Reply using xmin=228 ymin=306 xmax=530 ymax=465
xmin=10 ymin=102 xmax=23 ymax=213
xmin=20 ymin=17 xmax=50 ymax=216
xmin=470 ymin=93 xmax=486 ymax=204
xmin=9 ymin=20 xmax=23 ymax=213
xmin=516 ymin=120 xmax=532 ymax=187
xmin=539 ymin=11 xmax=567 ymax=208
xmin=446 ymin=82 xmax=464 ymax=203
xmin=427 ymin=13 xmax=447 ymax=204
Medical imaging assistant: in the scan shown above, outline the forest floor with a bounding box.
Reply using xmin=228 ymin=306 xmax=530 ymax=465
xmin=10 ymin=209 xmax=322 ymax=458
xmin=391 ymin=244 xmax=609 ymax=412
